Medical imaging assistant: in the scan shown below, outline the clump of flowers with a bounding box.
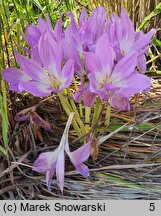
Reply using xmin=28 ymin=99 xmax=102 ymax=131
xmin=2 ymin=6 xmax=155 ymax=192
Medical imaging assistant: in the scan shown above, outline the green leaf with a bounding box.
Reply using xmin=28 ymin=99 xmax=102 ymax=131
xmin=31 ymin=0 xmax=43 ymax=11
xmin=152 ymin=38 xmax=161 ymax=47
xmin=137 ymin=2 xmax=161 ymax=30
xmin=0 ymin=145 xmax=7 ymax=155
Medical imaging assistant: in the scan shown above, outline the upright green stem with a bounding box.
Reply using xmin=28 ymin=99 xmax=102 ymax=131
xmin=92 ymin=97 xmax=103 ymax=127
xmin=79 ymin=103 xmax=83 ymax=118
xmin=58 ymin=91 xmax=87 ymax=137
xmin=66 ymin=89 xmax=86 ymax=135
xmin=85 ymin=106 xmax=91 ymax=124
xmin=0 ymin=79 xmax=8 ymax=154
xmin=58 ymin=92 xmax=82 ymax=136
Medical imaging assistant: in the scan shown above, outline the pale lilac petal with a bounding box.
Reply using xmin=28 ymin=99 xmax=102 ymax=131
xmin=64 ymin=35 xmax=83 ymax=75
xmin=15 ymin=50 xmax=49 ymax=83
xmin=109 ymin=93 xmax=130 ymax=111
xmin=26 ymin=24 xmax=41 ymax=46
xmin=115 ymin=72 xmax=151 ymax=98
xmin=38 ymin=18 xmax=52 ymax=33
xmin=67 ymin=12 xmax=78 ymax=34
xmin=46 ymin=168 xmax=56 ymax=192
xmin=59 ymin=59 xmax=74 ymax=89
xmin=3 ymin=68 xmax=31 ymax=92
xmin=113 ymin=13 xmax=122 ymax=42
xmin=54 ymin=17 xmax=64 ymax=42
xmin=33 ymin=151 xmax=58 ymax=191
xmin=66 ymin=141 xmax=91 ymax=165
xmin=105 ymin=16 xmax=116 ymax=44
xmin=95 ymin=33 xmax=114 ymax=74
xmin=84 ymin=52 xmax=102 ymax=74
xmin=74 ymin=82 xmax=96 ymax=107
xmin=140 ymin=45 xmax=151 ymax=56
xmin=137 ymin=54 xmax=146 ymax=73
xmin=74 ymin=89 xmax=82 ymax=103
xmin=45 ymin=14 xmax=53 ymax=30
xmin=54 ymin=41 xmax=64 ymax=74
xmin=79 ymin=8 xmax=87 ymax=27
xmin=56 ymin=150 xmax=65 ymax=193
xmin=134 ymin=29 xmax=156 ymax=50
xmin=39 ymin=31 xmax=63 ymax=75
xmin=75 ymin=163 xmax=89 ymax=178
xmin=89 ymin=6 xmax=106 ymax=41
xmin=83 ymin=91 xmax=96 ymax=107
xmin=33 ymin=151 xmax=58 ymax=172
xmin=121 ymin=7 xmax=135 ymax=43
xmin=88 ymin=73 xmax=107 ymax=99
xmin=31 ymin=47 xmax=42 ymax=65
xmin=90 ymin=6 xmax=107 ymax=25
xmin=135 ymin=31 xmax=144 ymax=41
xmin=120 ymin=39 xmax=134 ymax=56
xmin=112 ymin=52 xmax=138 ymax=82
xmin=3 ymin=68 xmax=30 ymax=84
xmin=38 ymin=31 xmax=57 ymax=68
xmin=105 ymin=83 xmax=119 ymax=91
xmin=20 ymin=81 xmax=52 ymax=97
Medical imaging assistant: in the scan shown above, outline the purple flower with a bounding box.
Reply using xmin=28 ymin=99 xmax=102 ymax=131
xmin=20 ymin=15 xmax=64 ymax=65
xmin=3 ymin=31 xmax=74 ymax=96
xmin=33 ymin=113 xmax=91 ymax=192
xmin=105 ymin=7 xmax=156 ymax=73
xmin=64 ymin=7 xmax=106 ymax=76
xmin=74 ymin=80 xmax=96 ymax=107
xmin=85 ymin=33 xmax=151 ymax=110
xmin=64 ymin=7 xmax=107 ymax=106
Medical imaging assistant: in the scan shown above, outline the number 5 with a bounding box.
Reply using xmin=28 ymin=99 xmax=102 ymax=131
xmin=149 ymin=203 xmax=155 ymax=211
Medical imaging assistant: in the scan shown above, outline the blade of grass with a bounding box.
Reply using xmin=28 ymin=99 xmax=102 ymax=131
xmin=137 ymin=2 xmax=161 ymax=31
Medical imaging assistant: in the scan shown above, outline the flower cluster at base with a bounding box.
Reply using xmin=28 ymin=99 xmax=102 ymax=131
xmin=3 ymin=6 xmax=155 ymax=110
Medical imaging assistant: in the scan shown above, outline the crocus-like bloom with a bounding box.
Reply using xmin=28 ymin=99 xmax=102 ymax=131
xmin=85 ymin=33 xmax=152 ymax=110
xmin=105 ymin=7 xmax=156 ymax=73
xmin=64 ymin=7 xmax=107 ymax=106
xmin=3 ymin=31 xmax=74 ymax=96
xmin=64 ymin=6 xmax=106 ymax=76
xmin=33 ymin=113 xmax=91 ymax=192
xmin=20 ymin=15 xmax=64 ymax=66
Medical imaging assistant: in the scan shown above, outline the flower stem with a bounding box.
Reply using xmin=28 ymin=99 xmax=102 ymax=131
xmin=85 ymin=106 xmax=91 ymax=124
xmin=79 ymin=103 xmax=83 ymax=118
xmin=104 ymin=104 xmax=111 ymax=126
xmin=58 ymin=92 xmax=82 ymax=136
xmin=92 ymin=97 xmax=103 ymax=127
xmin=66 ymin=89 xmax=86 ymax=135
